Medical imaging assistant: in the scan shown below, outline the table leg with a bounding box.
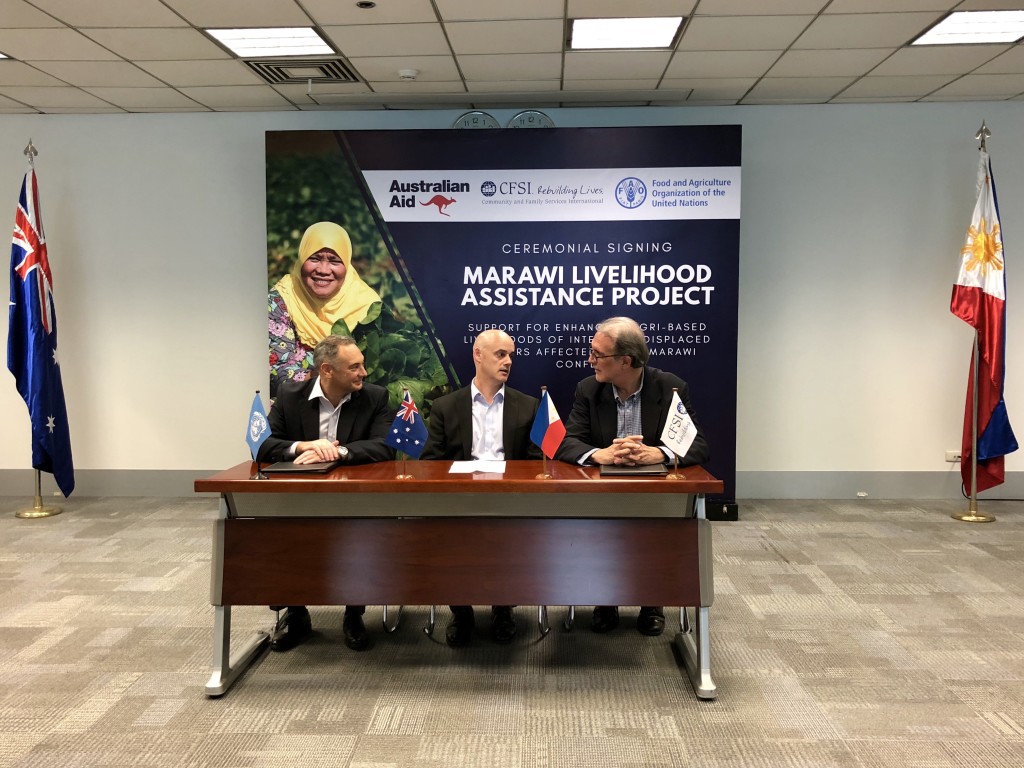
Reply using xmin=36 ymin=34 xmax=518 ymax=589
xmin=674 ymin=606 xmax=716 ymax=700
xmin=205 ymin=605 xmax=270 ymax=697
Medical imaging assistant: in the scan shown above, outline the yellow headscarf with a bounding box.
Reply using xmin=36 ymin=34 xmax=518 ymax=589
xmin=273 ymin=222 xmax=382 ymax=348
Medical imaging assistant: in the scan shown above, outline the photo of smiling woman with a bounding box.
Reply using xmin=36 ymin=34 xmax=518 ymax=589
xmin=269 ymin=221 xmax=382 ymax=397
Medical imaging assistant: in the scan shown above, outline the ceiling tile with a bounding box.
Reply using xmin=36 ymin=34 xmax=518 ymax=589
xmin=872 ymin=45 xmax=1007 ymax=76
xmin=0 ymin=0 xmax=66 ymax=27
xmin=973 ymin=46 xmax=1024 ymax=75
xmin=465 ymin=80 xmax=561 ymax=93
xmin=438 ymin=0 xmax=564 ymax=21
xmin=664 ymin=50 xmax=780 ymax=79
xmin=300 ymin=0 xmax=437 ymax=25
xmin=159 ymin=0 xmax=312 ymax=27
xmin=568 ymin=0 xmax=697 ymax=18
xmin=678 ymin=15 xmax=814 ymax=50
xmin=694 ymin=0 xmax=827 ymax=13
xmin=768 ymin=48 xmax=893 ymax=77
xmin=82 ymin=86 xmax=203 ymax=110
xmin=30 ymin=61 xmax=164 ymax=87
xmin=348 ymin=55 xmax=461 ymax=82
xmin=446 ymin=20 xmax=564 ymax=55
xmin=322 ymin=24 xmax=450 ymax=58
xmin=0 ymin=29 xmax=120 ymax=61
xmin=661 ymin=77 xmax=756 ymax=100
xmin=745 ymin=76 xmax=855 ymax=100
xmin=824 ymin=0 xmax=952 ymax=11
xmin=459 ymin=53 xmax=561 ymax=81
xmin=135 ymin=60 xmax=262 ymax=87
xmin=27 ymin=0 xmax=188 ymax=27
xmin=935 ymin=0 xmax=1023 ymax=8
xmin=563 ymin=78 xmax=661 ymax=90
xmin=368 ymin=80 xmax=466 ymax=94
xmin=0 ymin=61 xmax=65 ymax=86
xmin=839 ymin=74 xmax=956 ymax=97
xmin=793 ymin=13 xmax=944 ymax=49
xmin=927 ymin=73 xmax=1024 ymax=98
xmin=0 ymin=85 xmax=117 ymax=108
xmin=81 ymin=28 xmax=231 ymax=61
xmin=564 ymin=51 xmax=672 ymax=80
xmin=272 ymin=81 xmax=371 ymax=101
xmin=829 ymin=96 xmax=920 ymax=103
xmin=177 ymin=84 xmax=295 ymax=108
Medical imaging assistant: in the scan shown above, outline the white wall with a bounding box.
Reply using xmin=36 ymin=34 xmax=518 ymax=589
xmin=0 ymin=103 xmax=1020 ymax=498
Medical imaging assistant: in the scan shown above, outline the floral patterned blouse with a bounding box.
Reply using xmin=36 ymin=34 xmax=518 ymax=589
xmin=268 ymin=289 xmax=314 ymax=398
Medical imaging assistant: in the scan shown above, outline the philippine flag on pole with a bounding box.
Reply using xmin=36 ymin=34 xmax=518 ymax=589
xmin=530 ymin=389 xmax=566 ymax=459
xmin=950 ymin=148 xmax=1017 ymax=492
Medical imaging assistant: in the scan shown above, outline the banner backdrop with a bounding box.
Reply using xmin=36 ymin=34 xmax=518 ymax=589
xmin=266 ymin=126 xmax=740 ymax=502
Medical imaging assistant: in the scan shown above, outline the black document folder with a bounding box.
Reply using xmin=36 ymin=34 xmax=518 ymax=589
xmin=599 ymin=463 xmax=668 ymax=477
xmin=259 ymin=460 xmax=340 ymax=475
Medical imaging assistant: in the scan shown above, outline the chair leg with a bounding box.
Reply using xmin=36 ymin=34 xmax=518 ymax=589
xmin=563 ymin=605 xmax=576 ymax=631
xmin=422 ymin=605 xmax=436 ymax=637
xmin=382 ymin=605 xmax=403 ymax=633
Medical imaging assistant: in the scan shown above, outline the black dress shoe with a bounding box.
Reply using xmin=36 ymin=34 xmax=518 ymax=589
xmin=591 ymin=605 xmax=620 ymax=633
xmin=270 ymin=606 xmax=312 ymax=652
xmin=446 ymin=606 xmax=475 ymax=648
xmin=490 ymin=606 xmax=517 ymax=644
xmin=637 ymin=606 xmax=666 ymax=636
xmin=342 ymin=612 xmax=371 ymax=651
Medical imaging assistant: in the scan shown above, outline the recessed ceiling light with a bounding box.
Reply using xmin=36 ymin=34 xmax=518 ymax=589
xmin=912 ymin=10 xmax=1024 ymax=45
xmin=570 ymin=17 xmax=683 ymax=50
xmin=206 ymin=28 xmax=334 ymax=58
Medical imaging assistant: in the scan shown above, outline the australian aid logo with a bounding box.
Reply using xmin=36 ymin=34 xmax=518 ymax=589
xmin=388 ymin=178 xmax=469 ymax=216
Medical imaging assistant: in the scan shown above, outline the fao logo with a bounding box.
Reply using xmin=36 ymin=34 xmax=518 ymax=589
xmin=481 ymin=181 xmax=497 ymax=197
xmin=615 ymin=177 xmax=647 ymax=209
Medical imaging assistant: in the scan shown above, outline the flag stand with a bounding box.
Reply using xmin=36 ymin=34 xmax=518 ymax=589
xmin=15 ymin=469 xmax=62 ymax=519
xmin=667 ymin=452 xmax=684 ymax=480
xmin=954 ymin=332 xmax=994 ymax=523
xmin=535 ymin=453 xmax=552 ymax=480
xmin=953 ymin=123 xmax=997 ymax=523
xmin=396 ymin=453 xmax=413 ymax=479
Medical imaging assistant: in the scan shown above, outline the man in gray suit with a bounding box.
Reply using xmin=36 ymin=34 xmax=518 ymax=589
xmin=422 ymin=328 xmax=541 ymax=646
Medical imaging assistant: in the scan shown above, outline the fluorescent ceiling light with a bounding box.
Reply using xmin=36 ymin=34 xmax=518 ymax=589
xmin=570 ymin=17 xmax=683 ymax=50
xmin=912 ymin=11 xmax=1024 ymax=45
xmin=207 ymin=27 xmax=333 ymax=58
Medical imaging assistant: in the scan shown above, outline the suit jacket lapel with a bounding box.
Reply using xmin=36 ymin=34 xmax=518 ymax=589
xmin=597 ymin=383 xmax=618 ymax=443
xmin=334 ymin=390 xmax=360 ymax=442
xmin=300 ymin=381 xmax=321 ymax=440
xmin=502 ymin=390 xmax=519 ymax=457
xmin=640 ymin=368 xmax=663 ymax=440
xmin=457 ymin=388 xmax=474 ymax=458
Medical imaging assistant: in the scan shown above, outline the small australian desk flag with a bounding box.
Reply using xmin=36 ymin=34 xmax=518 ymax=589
xmin=386 ymin=390 xmax=428 ymax=458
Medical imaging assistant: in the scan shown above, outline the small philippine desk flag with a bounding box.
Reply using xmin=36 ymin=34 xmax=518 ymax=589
xmin=530 ymin=388 xmax=566 ymax=459
xmin=386 ymin=389 xmax=428 ymax=459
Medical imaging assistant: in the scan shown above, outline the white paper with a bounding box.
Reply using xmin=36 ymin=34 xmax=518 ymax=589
xmin=447 ymin=460 xmax=507 ymax=474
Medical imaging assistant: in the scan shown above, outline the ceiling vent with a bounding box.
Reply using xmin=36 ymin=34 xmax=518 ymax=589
xmin=244 ymin=58 xmax=359 ymax=84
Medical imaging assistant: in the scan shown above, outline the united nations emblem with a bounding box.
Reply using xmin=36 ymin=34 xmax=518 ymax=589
xmin=615 ymin=177 xmax=647 ymax=209
xmin=249 ymin=411 xmax=268 ymax=442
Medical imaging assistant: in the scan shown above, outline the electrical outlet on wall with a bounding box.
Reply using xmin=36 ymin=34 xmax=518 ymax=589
xmin=945 ymin=450 xmax=962 ymax=462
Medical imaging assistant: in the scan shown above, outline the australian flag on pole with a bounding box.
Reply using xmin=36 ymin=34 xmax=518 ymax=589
xmin=8 ymin=167 xmax=74 ymax=497
xmin=385 ymin=389 xmax=428 ymax=458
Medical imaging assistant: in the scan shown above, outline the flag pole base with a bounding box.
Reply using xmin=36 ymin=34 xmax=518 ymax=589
xmin=666 ymin=472 xmax=686 ymax=480
xmin=952 ymin=512 xmax=995 ymax=523
xmin=16 ymin=504 xmax=62 ymax=519
xmin=395 ymin=474 xmax=414 ymax=480
xmin=534 ymin=473 xmax=553 ymax=479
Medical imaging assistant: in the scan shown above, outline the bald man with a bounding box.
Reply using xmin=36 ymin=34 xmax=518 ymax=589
xmin=422 ymin=328 xmax=541 ymax=647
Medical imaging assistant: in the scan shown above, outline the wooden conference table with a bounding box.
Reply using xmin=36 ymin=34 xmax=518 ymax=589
xmin=195 ymin=460 xmax=723 ymax=699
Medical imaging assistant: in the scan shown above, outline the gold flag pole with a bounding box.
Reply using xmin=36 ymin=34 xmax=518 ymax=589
xmin=535 ymin=385 xmax=553 ymax=479
xmin=954 ymin=123 xmax=995 ymax=523
xmin=16 ymin=469 xmax=62 ymax=519
xmin=396 ymin=387 xmax=414 ymax=479
xmin=15 ymin=140 xmax=62 ymax=519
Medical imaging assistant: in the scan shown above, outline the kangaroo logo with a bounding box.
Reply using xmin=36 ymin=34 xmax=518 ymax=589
xmin=421 ymin=194 xmax=456 ymax=216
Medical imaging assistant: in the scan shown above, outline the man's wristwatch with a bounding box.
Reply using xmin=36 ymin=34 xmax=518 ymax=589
xmin=337 ymin=446 xmax=350 ymax=462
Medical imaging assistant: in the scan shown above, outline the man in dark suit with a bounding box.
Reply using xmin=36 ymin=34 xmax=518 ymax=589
xmin=258 ymin=334 xmax=394 ymax=651
xmin=555 ymin=317 xmax=710 ymax=636
xmin=422 ymin=328 xmax=541 ymax=646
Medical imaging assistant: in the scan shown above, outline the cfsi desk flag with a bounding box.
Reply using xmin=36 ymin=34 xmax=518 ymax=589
xmin=8 ymin=167 xmax=74 ymax=497
xmin=950 ymin=148 xmax=1018 ymax=492
xmin=530 ymin=389 xmax=566 ymax=459
xmin=386 ymin=389 xmax=428 ymax=458
xmin=660 ymin=390 xmax=697 ymax=459
xmin=246 ymin=391 xmax=270 ymax=460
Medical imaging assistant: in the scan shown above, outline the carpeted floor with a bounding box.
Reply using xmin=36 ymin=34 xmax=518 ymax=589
xmin=0 ymin=495 xmax=1021 ymax=767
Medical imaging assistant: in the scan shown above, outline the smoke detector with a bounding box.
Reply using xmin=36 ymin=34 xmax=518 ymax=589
xmin=398 ymin=69 xmax=420 ymax=81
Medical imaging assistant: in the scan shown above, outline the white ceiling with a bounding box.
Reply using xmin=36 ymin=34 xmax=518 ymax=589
xmin=0 ymin=0 xmax=1022 ymax=114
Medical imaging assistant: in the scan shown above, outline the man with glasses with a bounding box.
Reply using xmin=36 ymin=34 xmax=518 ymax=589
xmin=257 ymin=334 xmax=395 ymax=652
xmin=555 ymin=316 xmax=710 ymax=636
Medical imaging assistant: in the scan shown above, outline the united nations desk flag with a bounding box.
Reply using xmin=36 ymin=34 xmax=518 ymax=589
xmin=950 ymin=148 xmax=1018 ymax=493
xmin=246 ymin=391 xmax=270 ymax=460
xmin=660 ymin=389 xmax=697 ymax=459
xmin=530 ymin=389 xmax=566 ymax=459
xmin=386 ymin=389 xmax=428 ymax=458
xmin=8 ymin=166 xmax=74 ymax=497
